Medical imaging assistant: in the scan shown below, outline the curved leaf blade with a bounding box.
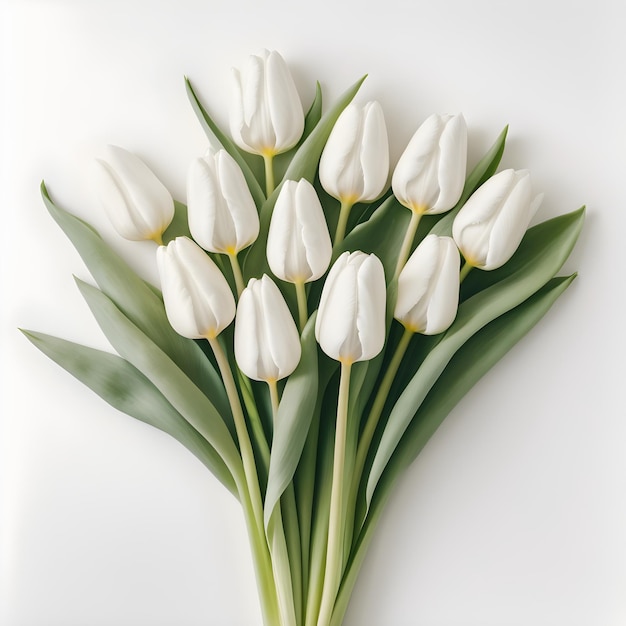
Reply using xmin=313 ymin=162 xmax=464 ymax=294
xmin=331 ymin=273 xmax=577 ymax=626
xmin=366 ymin=207 xmax=585 ymax=505
xmin=21 ymin=330 xmax=238 ymax=496
xmin=75 ymin=278 xmax=243 ymax=483
xmin=265 ymin=313 xmax=319 ymax=528
xmin=184 ymin=77 xmax=266 ymax=207
xmin=41 ymin=183 xmax=233 ymax=431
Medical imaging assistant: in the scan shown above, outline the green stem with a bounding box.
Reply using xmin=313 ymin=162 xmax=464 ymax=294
xmin=459 ymin=261 xmax=474 ymax=284
xmin=394 ymin=209 xmax=422 ymax=280
xmin=346 ymin=327 xmax=414 ymax=540
xmin=237 ymin=371 xmax=271 ymax=476
xmin=228 ymin=252 xmax=246 ymax=298
xmin=294 ymin=280 xmax=309 ymax=332
xmin=334 ymin=199 xmax=354 ymax=247
xmin=268 ymin=379 xmax=302 ymax=626
xmin=207 ymin=336 xmax=279 ymax=625
xmin=263 ymin=153 xmax=275 ymax=197
xmin=317 ymin=360 xmax=353 ymax=626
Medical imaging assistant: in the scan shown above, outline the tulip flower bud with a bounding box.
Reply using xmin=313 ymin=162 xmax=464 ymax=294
xmin=319 ymin=101 xmax=390 ymax=204
xmin=452 ymin=169 xmax=543 ymax=271
xmin=315 ymin=251 xmax=386 ymax=363
xmin=392 ymin=113 xmax=467 ymax=215
xmin=234 ymin=275 xmax=302 ymax=382
xmin=394 ymin=235 xmax=460 ymax=335
xmin=93 ymin=145 xmax=174 ymax=243
xmin=187 ymin=149 xmax=260 ymax=255
xmin=266 ymin=179 xmax=332 ymax=284
xmin=157 ymin=237 xmax=236 ymax=340
xmin=230 ymin=49 xmax=305 ymax=157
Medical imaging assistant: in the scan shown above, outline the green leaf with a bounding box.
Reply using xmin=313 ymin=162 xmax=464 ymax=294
xmin=366 ymin=207 xmax=585 ymax=506
xmin=264 ymin=313 xmax=319 ymax=528
xmin=74 ymin=278 xmax=244 ymax=484
xmin=331 ymin=273 xmax=577 ymax=626
xmin=243 ymin=76 xmax=367 ymax=281
xmin=41 ymin=183 xmax=233 ymax=433
xmin=184 ymin=77 xmax=266 ymax=207
xmin=21 ymin=330 xmax=238 ymax=496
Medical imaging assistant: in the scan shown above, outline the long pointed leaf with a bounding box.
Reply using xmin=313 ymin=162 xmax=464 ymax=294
xmin=366 ymin=207 xmax=585 ymax=505
xmin=265 ymin=313 xmax=319 ymax=528
xmin=41 ymin=183 xmax=233 ymax=434
xmin=331 ymin=273 xmax=577 ymax=626
xmin=75 ymin=278 xmax=243 ymax=484
xmin=184 ymin=77 xmax=266 ymax=207
xmin=21 ymin=330 xmax=238 ymax=496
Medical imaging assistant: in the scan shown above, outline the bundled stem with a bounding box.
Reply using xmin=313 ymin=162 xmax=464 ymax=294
xmin=207 ymin=336 xmax=279 ymax=625
xmin=316 ymin=361 xmax=353 ymax=626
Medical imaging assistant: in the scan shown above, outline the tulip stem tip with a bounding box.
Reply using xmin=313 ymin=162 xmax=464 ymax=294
xmin=263 ymin=153 xmax=276 ymax=196
xmin=459 ymin=261 xmax=473 ymax=284
xmin=334 ymin=199 xmax=354 ymax=247
xmin=268 ymin=379 xmax=280 ymax=420
xmin=228 ymin=252 xmax=246 ymax=297
xmin=394 ymin=210 xmax=422 ymax=280
xmin=317 ymin=359 xmax=353 ymax=626
xmin=294 ymin=280 xmax=309 ymax=332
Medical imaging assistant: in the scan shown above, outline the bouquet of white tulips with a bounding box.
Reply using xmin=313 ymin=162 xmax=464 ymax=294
xmin=23 ymin=49 xmax=584 ymax=626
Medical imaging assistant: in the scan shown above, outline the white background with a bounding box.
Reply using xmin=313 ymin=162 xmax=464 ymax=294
xmin=1 ymin=0 xmax=624 ymax=624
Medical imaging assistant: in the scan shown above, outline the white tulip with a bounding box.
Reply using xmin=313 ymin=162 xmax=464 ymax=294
xmin=392 ymin=113 xmax=467 ymax=215
xmin=395 ymin=235 xmax=460 ymax=335
xmin=93 ymin=145 xmax=174 ymax=243
xmin=230 ymin=49 xmax=304 ymax=157
xmin=452 ymin=169 xmax=543 ymax=271
xmin=157 ymin=237 xmax=236 ymax=340
xmin=187 ymin=149 xmax=260 ymax=255
xmin=319 ymin=101 xmax=389 ymax=204
xmin=315 ymin=251 xmax=387 ymax=363
xmin=234 ymin=275 xmax=302 ymax=382
xmin=267 ymin=179 xmax=332 ymax=284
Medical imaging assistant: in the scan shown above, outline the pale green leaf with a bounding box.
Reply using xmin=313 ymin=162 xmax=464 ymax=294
xmin=366 ymin=207 xmax=585 ymax=505
xmin=75 ymin=278 xmax=244 ymax=484
xmin=184 ymin=77 xmax=266 ymax=207
xmin=41 ymin=183 xmax=233 ymax=432
xmin=21 ymin=330 xmax=237 ymax=496
xmin=264 ymin=313 xmax=319 ymax=528
xmin=331 ymin=273 xmax=577 ymax=626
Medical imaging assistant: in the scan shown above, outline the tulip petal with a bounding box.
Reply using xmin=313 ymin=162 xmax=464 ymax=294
xmin=359 ymin=102 xmax=390 ymax=201
xmin=216 ymin=150 xmax=260 ymax=251
xmin=260 ymin=276 xmax=302 ymax=379
xmin=432 ymin=114 xmax=467 ymax=213
xmin=94 ymin=146 xmax=174 ymax=241
xmin=316 ymin=251 xmax=386 ymax=363
xmin=267 ymin=50 xmax=305 ymax=153
xmin=235 ymin=276 xmax=301 ymax=381
xmin=354 ymin=254 xmax=386 ymax=360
